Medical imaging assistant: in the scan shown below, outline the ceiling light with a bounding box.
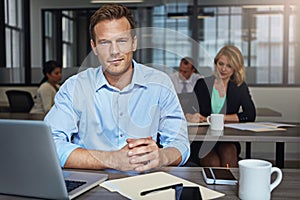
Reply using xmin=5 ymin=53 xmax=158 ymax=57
xmin=90 ymin=0 xmax=143 ymax=3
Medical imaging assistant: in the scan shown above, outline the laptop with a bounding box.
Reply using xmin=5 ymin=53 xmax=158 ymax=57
xmin=177 ymin=92 xmax=199 ymax=114
xmin=0 ymin=119 xmax=108 ymax=200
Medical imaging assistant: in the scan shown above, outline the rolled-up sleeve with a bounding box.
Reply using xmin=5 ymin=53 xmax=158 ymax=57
xmin=157 ymin=78 xmax=190 ymax=165
xmin=44 ymin=77 xmax=81 ymax=167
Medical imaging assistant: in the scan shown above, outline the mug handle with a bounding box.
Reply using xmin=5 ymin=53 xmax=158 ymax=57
xmin=270 ymin=167 xmax=283 ymax=192
xmin=207 ymin=116 xmax=211 ymax=124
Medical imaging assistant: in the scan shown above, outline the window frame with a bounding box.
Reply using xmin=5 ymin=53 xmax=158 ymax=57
xmin=0 ymin=0 xmax=299 ymax=86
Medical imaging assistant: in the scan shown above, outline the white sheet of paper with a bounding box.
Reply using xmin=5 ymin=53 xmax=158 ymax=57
xmin=100 ymin=171 xmax=224 ymax=200
xmin=187 ymin=122 xmax=210 ymax=126
xmin=224 ymin=123 xmax=286 ymax=132
xmin=254 ymin=122 xmax=296 ymax=128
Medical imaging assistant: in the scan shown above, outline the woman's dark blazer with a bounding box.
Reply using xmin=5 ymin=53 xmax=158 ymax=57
xmin=186 ymin=76 xmax=256 ymax=166
xmin=193 ymin=76 xmax=256 ymax=122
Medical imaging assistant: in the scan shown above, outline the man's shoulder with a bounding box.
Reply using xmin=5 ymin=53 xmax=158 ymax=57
xmin=136 ymin=62 xmax=170 ymax=78
xmin=135 ymin=63 xmax=175 ymax=89
xmin=64 ymin=67 xmax=100 ymax=82
xmin=169 ymin=71 xmax=179 ymax=80
xmin=59 ymin=67 xmax=101 ymax=92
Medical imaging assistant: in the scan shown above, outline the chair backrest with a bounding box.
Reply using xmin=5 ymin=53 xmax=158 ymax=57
xmin=5 ymin=90 xmax=34 ymax=113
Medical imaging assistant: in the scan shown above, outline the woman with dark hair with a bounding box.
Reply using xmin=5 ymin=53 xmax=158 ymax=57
xmin=30 ymin=60 xmax=62 ymax=114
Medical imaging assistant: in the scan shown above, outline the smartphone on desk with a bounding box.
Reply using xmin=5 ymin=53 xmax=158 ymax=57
xmin=202 ymin=167 xmax=237 ymax=185
xmin=176 ymin=186 xmax=202 ymax=200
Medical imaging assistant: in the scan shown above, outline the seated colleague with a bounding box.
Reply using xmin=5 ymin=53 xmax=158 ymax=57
xmin=30 ymin=60 xmax=62 ymax=114
xmin=186 ymin=45 xmax=256 ymax=167
xmin=170 ymin=57 xmax=202 ymax=94
xmin=44 ymin=4 xmax=190 ymax=173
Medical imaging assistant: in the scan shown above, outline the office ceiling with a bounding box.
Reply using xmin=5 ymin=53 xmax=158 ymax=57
xmin=34 ymin=0 xmax=286 ymax=10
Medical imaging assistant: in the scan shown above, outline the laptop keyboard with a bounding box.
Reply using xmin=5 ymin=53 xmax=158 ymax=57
xmin=65 ymin=180 xmax=87 ymax=192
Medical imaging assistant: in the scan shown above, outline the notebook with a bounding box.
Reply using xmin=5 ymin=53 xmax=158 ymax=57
xmin=0 ymin=119 xmax=108 ymax=200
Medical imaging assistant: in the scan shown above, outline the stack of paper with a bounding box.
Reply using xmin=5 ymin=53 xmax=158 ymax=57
xmin=225 ymin=122 xmax=296 ymax=132
xmin=100 ymin=171 xmax=224 ymax=200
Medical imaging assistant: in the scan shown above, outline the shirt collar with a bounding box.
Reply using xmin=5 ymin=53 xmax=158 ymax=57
xmin=95 ymin=60 xmax=147 ymax=92
xmin=178 ymin=73 xmax=192 ymax=83
xmin=131 ymin=60 xmax=147 ymax=88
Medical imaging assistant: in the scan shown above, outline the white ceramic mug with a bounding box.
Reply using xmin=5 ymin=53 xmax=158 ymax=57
xmin=208 ymin=129 xmax=224 ymax=136
xmin=238 ymin=159 xmax=283 ymax=200
xmin=206 ymin=114 xmax=224 ymax=131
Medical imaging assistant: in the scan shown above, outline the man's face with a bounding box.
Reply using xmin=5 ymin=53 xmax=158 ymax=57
xmin=178 ymin=59 xmax=194 ymax=80
xmin=91 ymin=17 xmax=137 ymax=77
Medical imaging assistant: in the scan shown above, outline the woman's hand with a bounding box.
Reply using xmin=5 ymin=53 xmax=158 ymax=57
xmin=185 ymin=113 xmax=207 ymax=123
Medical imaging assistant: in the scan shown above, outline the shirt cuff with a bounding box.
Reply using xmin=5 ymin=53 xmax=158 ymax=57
xmin=55 ymin=140 xmax=81 ymax=167
xmin=165 ymin=142 xmax=191 ymax=166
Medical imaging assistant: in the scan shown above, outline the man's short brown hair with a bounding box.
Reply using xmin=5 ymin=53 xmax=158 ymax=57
xmin=89 ymin=4 xmax=136 ymax=43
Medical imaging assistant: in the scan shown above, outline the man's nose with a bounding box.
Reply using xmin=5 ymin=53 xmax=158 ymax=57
xmin=110 ymin=41 xmax=120 ymax=55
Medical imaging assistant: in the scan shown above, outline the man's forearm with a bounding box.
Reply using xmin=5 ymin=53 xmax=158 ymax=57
xmin=63 ymin=147 xmax=143 ymax=171
xmin=159 ymin=147 xmax=182 ymax=166
xmin=64 ymin=148 xmax=113 ymax=169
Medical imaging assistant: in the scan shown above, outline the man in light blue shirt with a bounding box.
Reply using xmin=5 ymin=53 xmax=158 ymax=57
xmin=45 ymin=4 xmax=190 ymax=172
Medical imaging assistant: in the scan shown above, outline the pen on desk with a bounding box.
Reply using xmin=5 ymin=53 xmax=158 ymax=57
xmin=140 ymin=183 xmax=183 ymax=196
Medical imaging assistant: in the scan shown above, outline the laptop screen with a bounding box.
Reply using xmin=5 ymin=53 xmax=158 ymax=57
xmin=0 ymin=119 xmax=107 ymax=199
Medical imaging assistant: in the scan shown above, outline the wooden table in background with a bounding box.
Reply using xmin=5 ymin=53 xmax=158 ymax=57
xmin=256 ymin=107 xmax=282 ymax=117
xmin=188 ymin=124 xmax=300 ymax=168
xmin=0 ymin=112 xmax=45 ymax=120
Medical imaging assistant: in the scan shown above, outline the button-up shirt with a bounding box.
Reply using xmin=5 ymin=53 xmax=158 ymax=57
xmin=45 ymin=60 xmax=190 ymax=167
xmin=170 ymin=72 xmax=202 ymax=94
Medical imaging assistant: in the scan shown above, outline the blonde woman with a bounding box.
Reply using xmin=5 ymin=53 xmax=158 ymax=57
xmin=186 ymin=45 xmax=256 ymax=167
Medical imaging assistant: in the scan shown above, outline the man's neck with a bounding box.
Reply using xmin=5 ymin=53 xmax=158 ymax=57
xmin=104 ymin=68 xmax=133 ymax=90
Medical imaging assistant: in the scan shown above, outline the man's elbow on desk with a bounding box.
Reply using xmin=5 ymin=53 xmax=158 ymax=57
xmin=63 ymin=148 xmax=110 ymax=170
xmin=159 ymin=147 xmax=183 ymax=166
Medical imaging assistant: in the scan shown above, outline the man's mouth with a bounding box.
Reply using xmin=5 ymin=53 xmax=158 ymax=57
xmin=108 ymin=58 xmax=123 ymax=65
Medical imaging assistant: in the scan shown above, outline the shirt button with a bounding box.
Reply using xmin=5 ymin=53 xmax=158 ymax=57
xmin=120 ymin=112 xmax=123 ymax=116
xmin=120 ymin=133 xmax=123 ymax=137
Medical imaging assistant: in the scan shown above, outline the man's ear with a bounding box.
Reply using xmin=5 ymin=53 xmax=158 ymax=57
xmin=90 ymin=39 xmax=98 ymax=55
xmin=132 ymin=36 xmax=137 ymax=52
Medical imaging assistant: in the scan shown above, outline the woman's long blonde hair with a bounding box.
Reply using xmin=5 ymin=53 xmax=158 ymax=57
xmin=214 ymin=45 xmax=246 ymax=86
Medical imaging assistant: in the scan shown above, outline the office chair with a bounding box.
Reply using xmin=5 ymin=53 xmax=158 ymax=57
xmin=5 ymin=90 xmax=34 ymax=113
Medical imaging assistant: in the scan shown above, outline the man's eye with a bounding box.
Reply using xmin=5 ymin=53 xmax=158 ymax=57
xmin=118 ymin=39 xmax=128 ymax=44
xmin=99 ymin=41 xmax=110 ymax=45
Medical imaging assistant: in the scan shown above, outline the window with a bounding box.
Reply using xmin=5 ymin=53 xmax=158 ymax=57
xmin=62 ymin=11 xmax=75 ymax=68
xmin=38 ymin=1 xmax=299 ymax=86
xmin=1 ymin=0 xmax=24 ymax=83
xmin=288 ymin=2 xmax=300 ymax=84
xmin=43 ymin=10 xmax=75 ymax=69
xmin=44 ymin=11 xmax=54 ymax=61
xmin=151 ymin=1 xmax=300 ymax=85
